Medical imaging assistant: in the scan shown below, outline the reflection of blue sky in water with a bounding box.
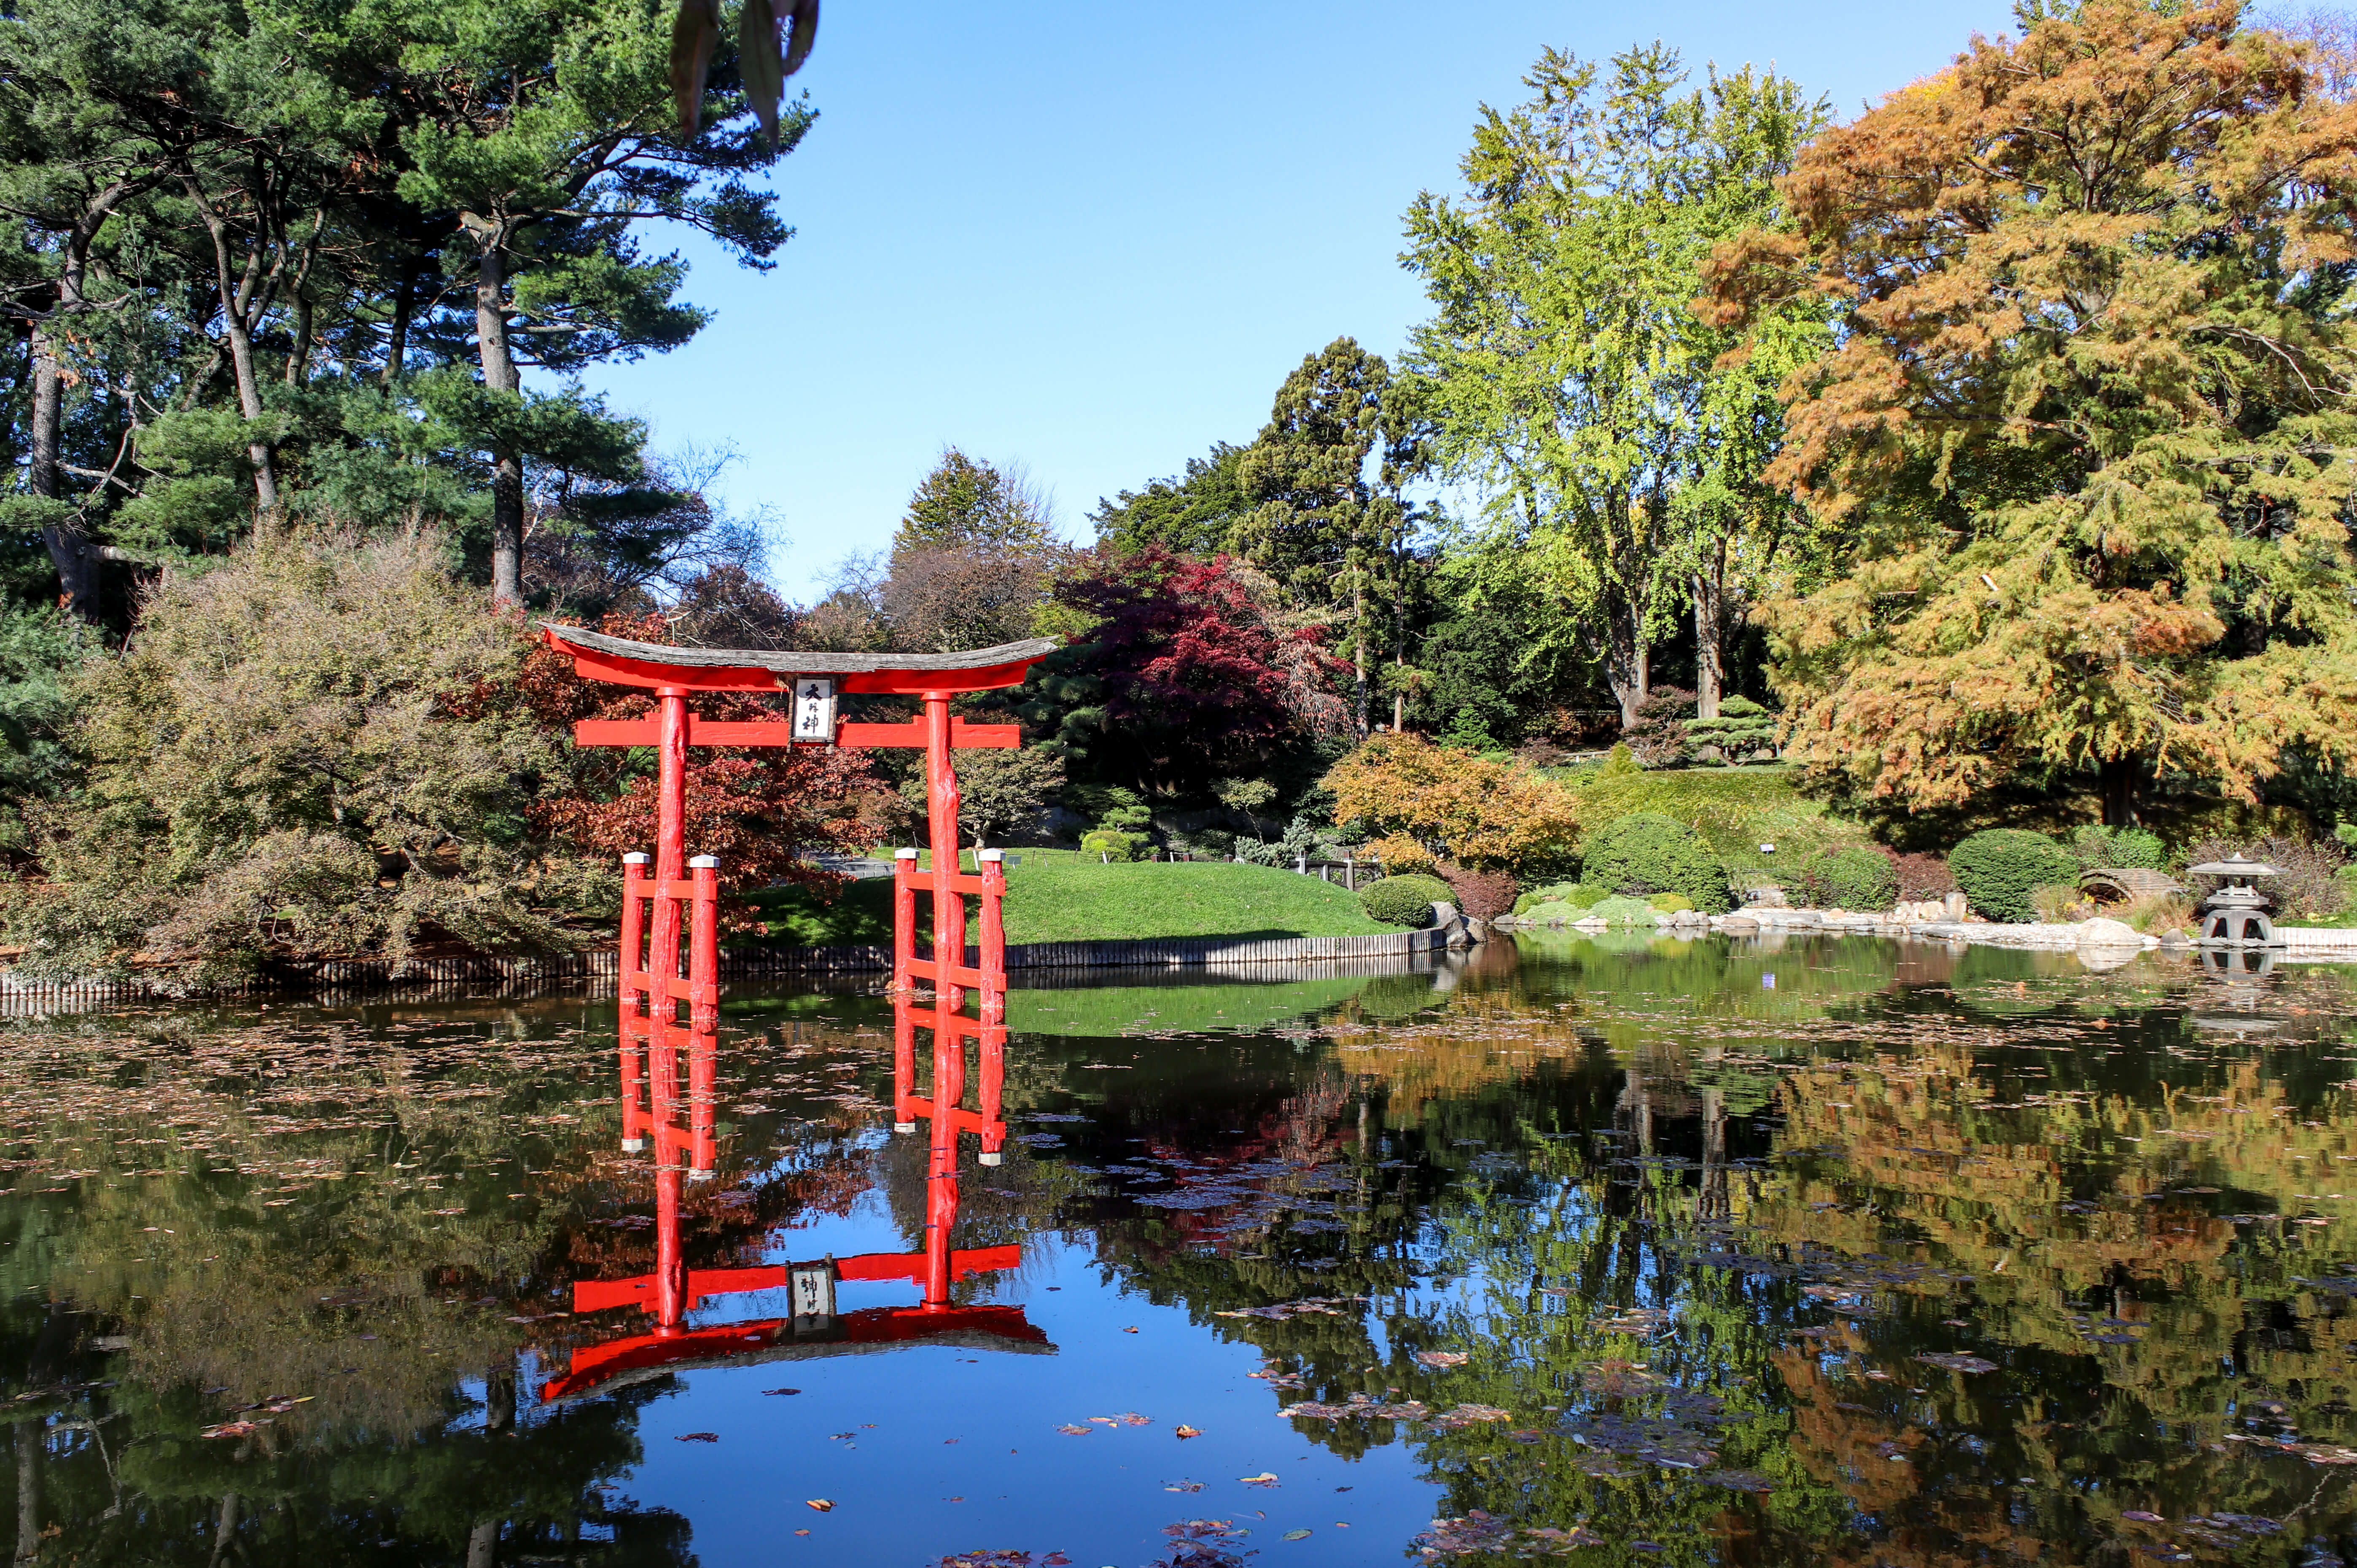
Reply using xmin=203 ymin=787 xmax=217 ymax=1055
xmin=8 ymin=938 xmax=2357 ymax=1564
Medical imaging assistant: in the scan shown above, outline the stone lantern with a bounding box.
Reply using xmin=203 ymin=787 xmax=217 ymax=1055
xmin=2185 ymin=853 xmax=2283 ymax=946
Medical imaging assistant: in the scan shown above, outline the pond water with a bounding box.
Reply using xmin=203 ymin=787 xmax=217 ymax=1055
xmin=6 ymin=936 xmax=2357 ymax=1568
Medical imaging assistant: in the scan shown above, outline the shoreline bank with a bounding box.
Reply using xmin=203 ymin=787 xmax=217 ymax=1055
xmin=1498 ymin=906 xmax=2357 ymax=963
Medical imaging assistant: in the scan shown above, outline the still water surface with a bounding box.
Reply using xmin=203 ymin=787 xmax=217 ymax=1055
xmin=6 ymin=936 xmax=2357 ymax=1567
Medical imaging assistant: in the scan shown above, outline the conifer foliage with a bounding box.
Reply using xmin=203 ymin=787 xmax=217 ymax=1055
xmin=1707 ymin=0 xmax=2357 ymax=823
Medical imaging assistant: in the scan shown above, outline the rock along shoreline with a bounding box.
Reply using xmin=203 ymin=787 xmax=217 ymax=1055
xmin=1494 ymin=906 xmax=2357 ymax=962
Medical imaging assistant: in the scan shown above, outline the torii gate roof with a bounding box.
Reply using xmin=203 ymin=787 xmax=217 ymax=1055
xmin=539 ymin=622 xmax=1057 ymax=694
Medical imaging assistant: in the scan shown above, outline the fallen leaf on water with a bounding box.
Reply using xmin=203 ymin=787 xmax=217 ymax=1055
xmin=1056 ymin=1424 xmax=1092 ymax=1435
xmin=1119 ymin=1412 xmax=1152 ymax=1425
xmin=1175 ymin=1425 xmax=1202 ymax=1439
xmin=1240 ymin=1472 xmax=1279 ymax=1487
xmin=676 ymin=1432 xmax=718 ymax=1442
xmin=1414 ymin=1350 xmax=1469 ymax=1367
xmin=805 ymin=1499 xmax=832 ymax=1513
xmin=763 ymin=1388 xmax=801 ymax=1396
xmin=2124 ymin=1512 xmax=2164 ymax=1523
xmin=1283 ymin=1529 xmax=1313 ymax=1541
xmin=198 ymin=1422 xmax=256 ymax=1439
xmin=1165 ymin=1481 xmax=1204 ymax=1492
xmin=1123 ymin=1326 xmax=1139 ymax=1333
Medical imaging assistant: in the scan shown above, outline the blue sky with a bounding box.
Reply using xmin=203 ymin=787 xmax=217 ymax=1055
xmin=581 ymin=0 xmax=2012 ymax=600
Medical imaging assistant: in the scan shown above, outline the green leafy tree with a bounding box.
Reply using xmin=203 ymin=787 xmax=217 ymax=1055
xmin=1404 ymin=44 xmax=1828 ymax=727
xmin=1706 ymin=0 xmax=2357 ymax=823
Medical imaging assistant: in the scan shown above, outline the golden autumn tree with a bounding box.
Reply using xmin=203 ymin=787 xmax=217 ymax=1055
xmin=1704 ymin=1 xmax=2357 ymax=823
xmin=1323 ymin=732 xmax=1578 ymax=871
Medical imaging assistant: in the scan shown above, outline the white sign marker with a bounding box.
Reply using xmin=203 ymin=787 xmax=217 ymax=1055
xmin=791 ymin=677 xmax=837 ymax=742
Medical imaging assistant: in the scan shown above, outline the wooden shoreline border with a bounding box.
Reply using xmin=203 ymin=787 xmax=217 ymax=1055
xmin=0 ymin=927 xmax=1454 ymax=1013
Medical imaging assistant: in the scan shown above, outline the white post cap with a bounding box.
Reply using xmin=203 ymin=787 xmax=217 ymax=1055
xmin=895 ymin=847 xmax=921 ymax=860
xmin=623 ymin=852 xmax=649 ymax=865
xmin=978 ymin=848 xmax=1004 ymax=862
xmin=689 ymin=855 xmax=719 ymax=869
xmin=978 ymin=1151 xmax=1002 ymax=1166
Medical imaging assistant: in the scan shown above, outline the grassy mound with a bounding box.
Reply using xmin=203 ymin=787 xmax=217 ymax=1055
xmin=1560 ymin=764 xmax=1874 ymax=885
xmin=739 ymin=849 xmax=1393 ymax=948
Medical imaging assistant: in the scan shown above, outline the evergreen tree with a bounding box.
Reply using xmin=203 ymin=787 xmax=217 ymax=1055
xmin=1089 ymin=440 xmax=1251 ymax=556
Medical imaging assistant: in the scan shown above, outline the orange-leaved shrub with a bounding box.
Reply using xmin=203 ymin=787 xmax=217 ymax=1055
xmin=1325 ymin=732 xmax=1577 ymax=873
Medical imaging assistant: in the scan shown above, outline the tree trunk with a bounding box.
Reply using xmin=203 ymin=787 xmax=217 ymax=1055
xmin=465 ymin=1521 xmax=500 ymax=1568
xmin=184 ymin=179 xmax=282 ymax=522
xmin=1603 ymin=490 xmax=1656 ymax=730
xmin=2099 ymin=755 xmax=2145 ymax=828
xmin=13 ymin=1420 xmax=39 ymax=1564
xmin=27 ymin=183 xmax=137 ymax=620
xmin=475 ymin=234 xmax=525 ymax=607
xmin=1692 ymin=557 xmax=1724 ymax=721
xmin=1603 ymin=591 xmax=1649 ymax=731
xmin=283 ymin=292 xmax=313 ymax=386
xmin=27 ymin=320 xmax=101 ymax=619
xmin=1351 ymin=573 xmax=1369 ymax=737
xmin=206 ymin=1493 xmax=240 ymax=1568
xmin=380 ymin=264 xmax=415 ymax=387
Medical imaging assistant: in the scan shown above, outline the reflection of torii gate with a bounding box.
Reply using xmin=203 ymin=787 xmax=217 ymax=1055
xmin=535 ymin=626 xmax=1056 ymax=1401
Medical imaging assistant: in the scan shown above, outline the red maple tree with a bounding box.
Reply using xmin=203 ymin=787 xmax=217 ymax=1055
xmin=1053 ymin=549 xmax=1347 ymax=789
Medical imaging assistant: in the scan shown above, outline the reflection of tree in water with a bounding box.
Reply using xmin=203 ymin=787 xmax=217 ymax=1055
xmin=0 ymin=1001 xmax=886 ymax=1564
xmin=1090 ymin=945 xmax=2357 ymax=1565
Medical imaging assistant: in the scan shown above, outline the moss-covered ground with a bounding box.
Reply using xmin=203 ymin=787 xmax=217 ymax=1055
xmin=1557 ymin=763 xmax=1875 ymax=882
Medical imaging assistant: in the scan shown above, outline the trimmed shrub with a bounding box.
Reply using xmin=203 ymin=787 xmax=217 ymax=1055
xmin=1949 ymin=830 xmax=2079 ymax=923
xmin=1647 ymin=892 xmax=1694 ymax=913
xmin=1361 ymin=873 xmax=1454 ymax=926
xmin=1522 ymin=900 xmax=1588 ymax=925
xmin=1802 ymin=847 xmax=1900 ymax=911
xmin=1439 ymin=862 xmax=1517 ymax=920
xmin=1080 ymin=829 xmax=1146 ymax=862
xmin=1589 ymin=894 xmax=1659 ymax=927
xmin=1580 ymin=813 xmax=1732 ymax=913
xmin=1682 ymin=695 xmax=1779 ymax=763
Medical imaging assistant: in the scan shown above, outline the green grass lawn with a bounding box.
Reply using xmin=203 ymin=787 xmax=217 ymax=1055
xmin=736 ymin=847 xmax=1394 ymax=949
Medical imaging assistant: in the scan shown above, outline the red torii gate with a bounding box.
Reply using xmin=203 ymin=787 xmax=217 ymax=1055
xmin=536 ymin=623 xmax=1055 ymax=1364
xmin=538 ymin=622 xmax=1054 ymax=1018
